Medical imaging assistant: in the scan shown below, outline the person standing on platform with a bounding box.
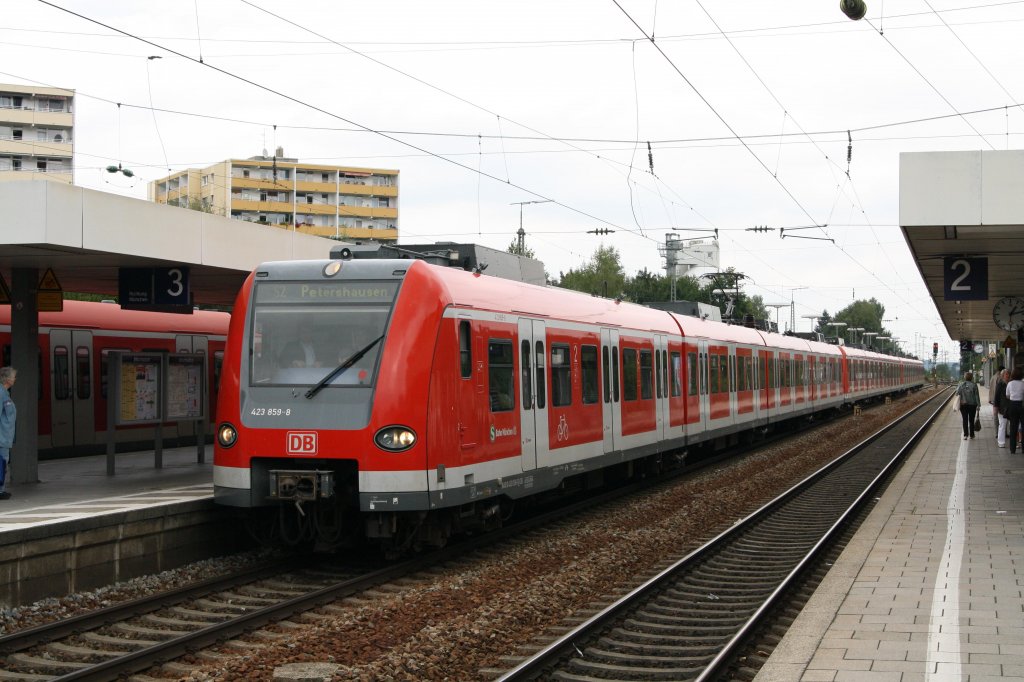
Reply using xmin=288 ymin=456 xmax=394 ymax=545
xmin=1005 ymin=367 xmax=1024 ymax=454
xmin=0 ymin=367 xmax=16 ymax=500
xmin=992 ymin=367 xmax=1010 ymax=448
xmin=956 ymin=371 xmax=981 ymax=440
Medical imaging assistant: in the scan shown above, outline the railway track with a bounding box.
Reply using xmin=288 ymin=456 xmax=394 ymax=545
xmin=0 ymin=557 xmax=405 ymax=682
xmin=494 ymin=388 xmax=952 ymax=681
xmin=0 ymin=392 xmax=937 ymax=681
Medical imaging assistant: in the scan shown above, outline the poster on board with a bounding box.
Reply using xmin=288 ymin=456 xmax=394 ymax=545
xmin=166 ymin=354 xmax=206 ymax=421
xmin=113 ymin=353 xmax=163 ymax=425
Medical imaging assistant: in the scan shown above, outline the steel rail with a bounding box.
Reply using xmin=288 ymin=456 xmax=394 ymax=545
xmin=497 ymin=387 xmax=951 ymax=681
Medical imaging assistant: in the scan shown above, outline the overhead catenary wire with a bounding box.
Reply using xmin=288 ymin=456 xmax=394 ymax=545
xmin=864 ymin=16 xmax=996 ymax=150
xmin=36 ymin=0 xmax=659 ymax=247
xmin=3 ymin=67 xmax=1020 ymax=149
xmin=612 ymin=0 xmax=826 ymax=229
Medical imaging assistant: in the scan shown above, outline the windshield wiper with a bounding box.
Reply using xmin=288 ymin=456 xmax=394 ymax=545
xmin=304 ymin=334 xmax=384 ymax=399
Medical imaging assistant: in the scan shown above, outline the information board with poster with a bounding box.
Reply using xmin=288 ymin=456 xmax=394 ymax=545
xmin=166 ymin=353 xmax=206 ymax=421
xmin=112 ymin=353 xmax=163 ymax=425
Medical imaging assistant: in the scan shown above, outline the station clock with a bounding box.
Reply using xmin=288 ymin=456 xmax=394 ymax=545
xmin=992 ymin=296 xmax=1024 ymax=332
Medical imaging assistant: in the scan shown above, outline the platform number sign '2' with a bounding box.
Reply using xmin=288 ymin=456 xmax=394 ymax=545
xmin=943 ymin=256 xmax=988 ymax=301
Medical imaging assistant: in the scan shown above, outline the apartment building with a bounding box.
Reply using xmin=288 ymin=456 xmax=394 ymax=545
xmin=0 ymin=84 xmax=74 ymax=184
xmin=148 ymin=149 xmax=399 ymax=242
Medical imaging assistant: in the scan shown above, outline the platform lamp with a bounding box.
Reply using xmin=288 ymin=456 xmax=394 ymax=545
xmin=847 ymin=327 xmax=864 ymax=347
xmin=862 ymin=332 xmax=878 ymax=349
xmin=801 ymin=314 xmax=820 ymax=335
xmin=827 ymin=321 xmax=847 ymax=341
xmin=877 ymin=336 xmax=891 ymax=354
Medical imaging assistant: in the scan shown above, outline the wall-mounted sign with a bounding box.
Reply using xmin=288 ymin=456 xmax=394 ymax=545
xmin=37 ymin=268 xmax=63 ymax=312
xmin=943 ymin=256 xmax=988 ymax=301
xmin=119 ymin=267 xmax=191 ymax=312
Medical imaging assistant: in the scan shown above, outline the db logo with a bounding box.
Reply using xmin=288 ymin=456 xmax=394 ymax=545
xmin=287 ymin=431 xmax=318 ymax=455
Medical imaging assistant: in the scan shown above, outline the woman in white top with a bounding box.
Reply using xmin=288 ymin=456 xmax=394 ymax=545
xmin=1004 ymin=367 xmax=1024 ymax=453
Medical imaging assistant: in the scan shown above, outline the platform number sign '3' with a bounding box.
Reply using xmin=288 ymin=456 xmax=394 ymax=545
xmin=943 ymin=256 xmax=987 ymax=301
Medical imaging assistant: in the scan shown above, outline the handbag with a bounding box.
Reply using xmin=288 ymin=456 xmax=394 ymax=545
xmin=974 ymin=415 xmax=982 ymax=432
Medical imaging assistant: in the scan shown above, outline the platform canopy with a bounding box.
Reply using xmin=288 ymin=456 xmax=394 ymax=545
xmin=0 ymin=180 xmax=339 ymax=307
xmin=900 ymin=151 xmax=1024 ymax=344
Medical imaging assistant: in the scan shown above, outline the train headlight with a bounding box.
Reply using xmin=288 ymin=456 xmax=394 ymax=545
xmin=217 ymin=422 xmax=238 ymax=448
xmin=374 ymin=426 xmax=417 ymax=452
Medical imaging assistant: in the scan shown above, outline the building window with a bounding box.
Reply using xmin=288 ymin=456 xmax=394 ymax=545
xmin=12 ymin=130 xmax=22 ymax=140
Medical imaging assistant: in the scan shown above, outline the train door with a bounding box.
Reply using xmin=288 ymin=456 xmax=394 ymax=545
xmin=600 ymin=328 xmax=621 ymax=453
xmin=697 ymin=339 xmax=710 ymax=434
xmin=175 ymin=335 xmax=209 ymax=354
xmin=49 ymin=329 xmax=94 ymax=449
xmin=655 ymin=334 xmax=669 ymax=442
xmin=518 ymin=319 xmax=548 ymax=471
xmin=455 ymin=319 xmax=481 ymax=457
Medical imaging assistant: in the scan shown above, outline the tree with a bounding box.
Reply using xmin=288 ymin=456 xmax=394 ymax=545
xmin=623 ymin=268 xmax=669 ymax=303
xmin=816 ymin=298 xmax=892 ymax=343
xmin=557 ymin=245 xmax=626 ymax=298
xmin=507 ymin=232 xmax=536 ymax=259
xmin=183 ymin=196 xmax=222 ymax=215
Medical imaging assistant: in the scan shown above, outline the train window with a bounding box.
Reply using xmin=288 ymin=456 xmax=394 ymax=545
xmin=488 ymin=339 xmax=514 ymax=413
xmin=654 ymin=350 xmax=662 ymax=399
xmin=521 ymin=340 xmax=532 ymax=410
xmin=709 ymin=354 xmax=719 ymax=394
xmin=53 ymin=346 xmax=70 ymax=400
xmin=550 ymin=344 xmax=572 ymax=407
xmin=581 ymin=345 xmax=599 ymax=405
xmin=670 ymin=352 xmax=682 ymax=397
xmin=719 ymin=354 xmax=729 ymax=394
xmin=214 ymin=351 xmax=224 ymax=391
xmin=250 ymin=282 xmax=396 ymax=388
xmin=76 ymin=346 xmax=91 ymax=400
xmin=687 ymin=352 xmax=697 ymax=396
xmin=622 ymin=348 xmax=638 ymax=401
xmin=2 ymin=345 xmax=9 ymax=366
xmin=535 ymin=341 xmax=546 ymax=409
xmin=612 ymin=346 xmax=619 ymax=402
xmin=662 ymin=349 xmax=669 ymax=399
xmin=602 ymin=346 xmax=610 ymax=404
xmin=736 ymin=356 xmax=745 ymax=392
xmin=639 ymin=349 xmax=653 ymax=400
xmin=459 ymin=321 xmax=472 ymax=379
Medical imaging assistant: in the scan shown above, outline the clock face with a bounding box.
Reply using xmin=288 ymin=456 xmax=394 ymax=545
xmin=993 ymin=296 xmax=1024 ymax=332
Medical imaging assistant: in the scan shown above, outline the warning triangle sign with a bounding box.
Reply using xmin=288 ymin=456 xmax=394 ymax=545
xmin=0 ymin=273 xmax=9 ymax=305
xmin=38 ymin=268 xmax=62 ymax=292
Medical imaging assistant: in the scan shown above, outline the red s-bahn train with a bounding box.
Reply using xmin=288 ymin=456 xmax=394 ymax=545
xmin=213 ymin=253 xmax=924 ymax=552
xmin=0 ymin=300 xmax=229 ymax=457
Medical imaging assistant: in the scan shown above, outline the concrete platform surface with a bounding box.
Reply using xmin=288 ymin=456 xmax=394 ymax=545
xmin=755 ymin=386 xmax=1024 ymax=681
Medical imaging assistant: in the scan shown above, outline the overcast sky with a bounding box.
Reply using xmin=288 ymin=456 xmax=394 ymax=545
xmin=6 ymin=0 xmax=1023 ymax=360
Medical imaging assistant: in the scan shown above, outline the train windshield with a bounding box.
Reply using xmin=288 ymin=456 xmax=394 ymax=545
xmin=249 ymin=280 xmax=398 ymax=388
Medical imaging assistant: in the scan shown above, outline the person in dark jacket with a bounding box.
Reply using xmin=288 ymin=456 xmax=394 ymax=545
xmin=957 ymin=371 xmax=981 ymax=440
xmin=991 ymin=367 xmax=1009 ymax=448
